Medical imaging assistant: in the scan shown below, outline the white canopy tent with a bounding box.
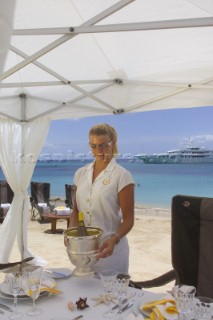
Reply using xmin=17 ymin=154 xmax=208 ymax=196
xmin=0 ymin=0 xmax=213 ymax=263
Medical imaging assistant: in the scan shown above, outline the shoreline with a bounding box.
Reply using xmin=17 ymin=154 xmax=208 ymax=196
xmin=52 ymin=196 xmax=171 ymax=217
xmin=134 ymin=205 xmax=171 ymax=217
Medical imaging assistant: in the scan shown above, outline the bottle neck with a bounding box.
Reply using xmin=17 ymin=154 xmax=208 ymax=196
xmin=78 ymin=212 xmax=84 ymax=222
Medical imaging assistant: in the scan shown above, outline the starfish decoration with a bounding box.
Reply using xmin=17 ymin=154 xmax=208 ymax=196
xmin=92 ymin=293 xmax=117 ymax=306
xmin=76 ymin=297 xmax=89 ymax=310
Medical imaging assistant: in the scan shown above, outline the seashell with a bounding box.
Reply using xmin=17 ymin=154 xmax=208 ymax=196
xmin=67 ymin=301 xmax=75 ymax=311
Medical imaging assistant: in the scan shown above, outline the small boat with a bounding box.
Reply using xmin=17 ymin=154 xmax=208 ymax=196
xmin=135 ymin=140 xmax=213 ymax=164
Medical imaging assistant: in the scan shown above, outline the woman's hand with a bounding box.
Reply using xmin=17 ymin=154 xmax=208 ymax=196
xmin=96 ymin=237 xmax=117 ymax=259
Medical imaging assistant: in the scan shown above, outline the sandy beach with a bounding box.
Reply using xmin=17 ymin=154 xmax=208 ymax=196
xmin=0 ymin=206 xmax=174 ymax=292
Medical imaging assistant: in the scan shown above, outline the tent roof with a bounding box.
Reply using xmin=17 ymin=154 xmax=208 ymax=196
xmin=0 ymin=0 xmax=213 ymax=122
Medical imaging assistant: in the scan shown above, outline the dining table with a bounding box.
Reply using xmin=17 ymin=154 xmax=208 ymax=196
xmin=0 ymin=268 xmax=156 ymax=320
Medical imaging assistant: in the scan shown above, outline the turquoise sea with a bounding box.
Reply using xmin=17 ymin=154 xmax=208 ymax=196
xmin=1 ymin=160 xmax=213 ymax=208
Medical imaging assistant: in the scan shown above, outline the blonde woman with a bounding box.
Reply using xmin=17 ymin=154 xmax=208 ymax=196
xmin=69 ymin=123 xmax=134 ymax=273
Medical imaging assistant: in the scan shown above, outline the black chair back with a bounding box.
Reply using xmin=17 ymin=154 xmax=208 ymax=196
xmin=65 ymin=184 xmax=74 ymax=209
xmin=0 ymin=180 xmax=14 ymax=204
xmin=172 ymin=195 xmax=213 ymax=298
xmin=129 ymin=194 xmax=213 ymax=297
xmin=0 ymin=180 xmax=14 ymax=222
xmin=31 ymin=181 xmax=50 ymax=204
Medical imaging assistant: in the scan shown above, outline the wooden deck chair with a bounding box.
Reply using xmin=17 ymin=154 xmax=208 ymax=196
xmin=65 ymin=184 xmax=75 ymax=209
xmin=0 ymin=180 xmax=14 ymax=223
xmin=30 ymin=181 xmax=55 ymax=221
xmin=130 ymin=194 xmax=213 ymax=299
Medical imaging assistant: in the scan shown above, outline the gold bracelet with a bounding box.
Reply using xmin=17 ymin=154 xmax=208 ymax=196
xmin=110 ymin=233 xmax=120 ymax=244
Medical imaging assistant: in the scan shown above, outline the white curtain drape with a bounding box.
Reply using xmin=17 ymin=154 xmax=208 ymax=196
xmin=0 ymin=117 xmax=50 ymax=263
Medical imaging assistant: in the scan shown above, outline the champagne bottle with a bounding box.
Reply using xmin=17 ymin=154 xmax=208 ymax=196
xmin=77 ymin=212 xmax=88 ymax=236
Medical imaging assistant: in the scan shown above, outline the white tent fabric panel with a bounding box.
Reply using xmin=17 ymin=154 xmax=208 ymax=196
xmin=0 ymin=0 xmax=212 ymax=122
xmin=0 ymin=0 xmax=213 ymax=263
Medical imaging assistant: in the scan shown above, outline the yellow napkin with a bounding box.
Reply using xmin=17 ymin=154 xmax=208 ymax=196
xmin=38 ymin=277 xmax=63 ymax=294
xmin=141 ymin=298 xmax=178 ymax=320
xmin=22 ymin=276 xmax=62 ymax=295
xmin=27 ymin=287 xmax=62 ymax=297
xmin=40 ymin=287 xmax=62 ymax=294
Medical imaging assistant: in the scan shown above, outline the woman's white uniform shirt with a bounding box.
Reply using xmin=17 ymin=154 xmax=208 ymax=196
xmin=74 ymin=158 xmax=134 ymax=273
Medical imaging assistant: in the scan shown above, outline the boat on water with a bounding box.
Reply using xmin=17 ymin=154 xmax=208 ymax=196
xmin=134 ymin=142 xmax=213 ymax=164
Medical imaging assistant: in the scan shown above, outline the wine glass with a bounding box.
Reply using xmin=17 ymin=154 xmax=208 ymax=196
xmin=99 ymin=269 xmax=117 ymax=318
xmin=115 ymin=273 xmax=131 ymax=319
xmin=6 ymin=273 xmax=23 ymax=319
xmin=194 ymin=296 xmax=213 ymax=320
xmin=22 ymin=266 xmax=43 ymax=316
xmin=173 ymin=285 xmax=196 ymax=320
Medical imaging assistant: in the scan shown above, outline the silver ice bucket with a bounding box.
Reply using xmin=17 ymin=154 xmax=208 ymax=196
xmin=64 ymin=227 xmax=102 ymax=277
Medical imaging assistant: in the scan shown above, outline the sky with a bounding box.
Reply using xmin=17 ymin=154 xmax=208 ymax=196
xmin=41 ymin=106 xmax=213 ymax=159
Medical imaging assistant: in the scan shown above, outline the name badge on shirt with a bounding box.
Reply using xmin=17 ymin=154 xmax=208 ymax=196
xmin=103 ymin=178 xmax=110 ymax=185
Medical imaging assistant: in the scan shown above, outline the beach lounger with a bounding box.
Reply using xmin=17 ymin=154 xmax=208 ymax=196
xmin=0 ymin=180 xmax=14 ymax=223
xmin=65 ymin=184 xmax=75 ymax=209
xmin=30 ymin=181 xmax=55 ymax=221
xmin=130 ymin=194 xmax=213 ymax=298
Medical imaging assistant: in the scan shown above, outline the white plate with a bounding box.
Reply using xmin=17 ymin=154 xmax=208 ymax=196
xmin=0 ymin=283 xmax=48 ymax=301
xmin=44 ymin=268 xmax=72 ymax=279
xmin=0 ymin=290 xmax=28 ymax=300
xmin=0 ymin=274 xmax=56 ymax=300
xmin=1 ymin=281 xmax=27 ymax=298
xmin=0 ymin=291 xmax=48 ymax=301
xmin=133 ymin=292 xmax=170 ymax=317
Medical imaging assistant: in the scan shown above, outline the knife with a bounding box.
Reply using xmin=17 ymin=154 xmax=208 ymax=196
xmin=111 ymin=298 xmax=127 ymax=311
xmin=44 ymin=270 xmax=67 ymax=278
xmin=71 ymin=316 xmax=83 ymax=320
xmin=0 ymin=302 xmax=13 ymax=312
xmin=111 ymin=292 xmax=136 ymax=310
xmin=121 ymin=302 xmax=133 ymax=312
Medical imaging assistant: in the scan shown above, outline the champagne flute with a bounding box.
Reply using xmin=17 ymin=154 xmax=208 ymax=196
xmin=173 ymin=285 xmax=196 ymax=320
xmin=99 ymin=269 xmax=117 ymax=318
xmin=115 ymin=273 xmax=131 ymax=319
xmin=6 ymin=273 xmax=23 ymax=319
xmin=22 ymin=266 xmax=43 ymax=316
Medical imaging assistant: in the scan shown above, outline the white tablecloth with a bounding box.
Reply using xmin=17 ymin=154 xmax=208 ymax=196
xmin=0 ymin=273 xmax=145 ymax=320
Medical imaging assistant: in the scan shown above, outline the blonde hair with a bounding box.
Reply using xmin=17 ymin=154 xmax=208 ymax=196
xmin=89 ymin=123 xmax=119 ymax=155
